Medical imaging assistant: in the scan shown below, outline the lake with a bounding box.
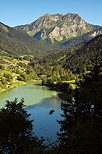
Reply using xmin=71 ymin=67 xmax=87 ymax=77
xmin=0 ymin=82 xmax=63 ymax=143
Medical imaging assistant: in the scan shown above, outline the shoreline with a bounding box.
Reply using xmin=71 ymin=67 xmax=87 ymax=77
xmin=0 ymin=81 xmax=27 ymax=94
xmin=0 ymin=80 xmax=42 ymax=94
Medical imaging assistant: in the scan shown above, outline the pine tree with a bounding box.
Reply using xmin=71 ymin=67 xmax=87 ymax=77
xmin=0 ymin=98 xmax=44 ymax=154
xmin=57 ymin=62 xmax=102 ymax=154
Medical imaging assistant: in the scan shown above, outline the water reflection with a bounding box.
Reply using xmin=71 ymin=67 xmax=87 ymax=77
xmin=26 ymin=96 xmax=62 ymax=142
xmin=0 ymin=82 xmax=63 ymax=142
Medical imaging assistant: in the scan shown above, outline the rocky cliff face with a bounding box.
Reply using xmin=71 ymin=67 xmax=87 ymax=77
xmin=61 ymin=27 xmax=102 ymax=46
xmin=15 ymin=13 xmax=100 ymax=43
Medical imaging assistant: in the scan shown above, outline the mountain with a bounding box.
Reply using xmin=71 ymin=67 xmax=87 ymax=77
xmin=39 ymin=34 xmax=102 ymax=73
xmin=0 ymin=22 xmax=53 ymax=57
xmin=15 ymin=13 xmax=100 ymax=44
xmin=61 ymin=27 xmax=102 ymax=47
xmin=64 ymin=34 xmax=102 ymax=72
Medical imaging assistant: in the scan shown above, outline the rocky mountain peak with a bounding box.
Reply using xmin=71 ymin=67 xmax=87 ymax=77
xmin=15 ymin=13 xmax=100 ymax=43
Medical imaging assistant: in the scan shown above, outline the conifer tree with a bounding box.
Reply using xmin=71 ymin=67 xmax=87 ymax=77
xmin=57 ymin=62 xmax=102 ymax=154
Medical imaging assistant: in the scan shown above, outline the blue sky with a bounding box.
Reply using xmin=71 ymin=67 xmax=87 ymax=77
xmin=0 ymin=0 xmax=102 ymax=27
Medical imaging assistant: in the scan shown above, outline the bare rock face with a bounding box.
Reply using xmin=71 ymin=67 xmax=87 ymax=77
xmin=15 ymin=13 xmax=100 ymax=43
xmin=90 ymin=29 xmax=102 ymax=38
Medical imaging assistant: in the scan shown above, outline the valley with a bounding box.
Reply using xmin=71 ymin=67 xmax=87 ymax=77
xmin=0 ymin=12 xmax=102 ymax=154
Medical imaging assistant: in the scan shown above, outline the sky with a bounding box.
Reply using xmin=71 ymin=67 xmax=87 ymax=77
xmin=0 ymin=0 xmax=102 ymax=27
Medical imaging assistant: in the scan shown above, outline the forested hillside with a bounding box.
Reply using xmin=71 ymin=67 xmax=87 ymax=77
xmin=39 ymin=34 xmax=102 ymax=74
xmin=0 ymin=12 xmax=102 ymax=154
xmin=0 ymin=21 xmax=102 ymax=93
xmin=0 ymin=22 xmax=54 ymax=57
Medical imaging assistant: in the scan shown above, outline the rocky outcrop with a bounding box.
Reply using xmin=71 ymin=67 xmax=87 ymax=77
xmin=15 ymin=13 xmax=100 ymax=43
xmin=61 ymin=27 xmax=102 ymax=47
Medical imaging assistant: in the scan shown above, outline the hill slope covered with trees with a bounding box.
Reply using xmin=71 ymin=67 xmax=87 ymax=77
xmin=0 ymin=22 xmax=54 ymax=57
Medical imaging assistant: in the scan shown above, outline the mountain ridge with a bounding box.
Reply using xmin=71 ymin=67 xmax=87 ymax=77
xmin=0 ymin=22 xmax=54 ymax=57
xmin=15 ymin=13 xmax=100 ymax=43
xmin=61 ymin=27 xmax=102 ymax=46
xmin=40 ymin=34 xmax=102 ymax=73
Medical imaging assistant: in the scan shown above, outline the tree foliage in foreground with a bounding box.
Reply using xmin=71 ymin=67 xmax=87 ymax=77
xmin=0 ymin=98 xmax=44 ymax=154
xmin=57 ymin=62 xmax=102 ymax=154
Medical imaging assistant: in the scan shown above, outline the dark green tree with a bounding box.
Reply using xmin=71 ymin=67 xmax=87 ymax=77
xmin=0 ymin=98 xmax=44 ymax=154
xmin=57 ymin=63 xmax=102 ymax=154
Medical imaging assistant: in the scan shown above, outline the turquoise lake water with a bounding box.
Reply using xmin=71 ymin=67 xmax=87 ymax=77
xmin=0 ymin=82 xmax=63 ymax=142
